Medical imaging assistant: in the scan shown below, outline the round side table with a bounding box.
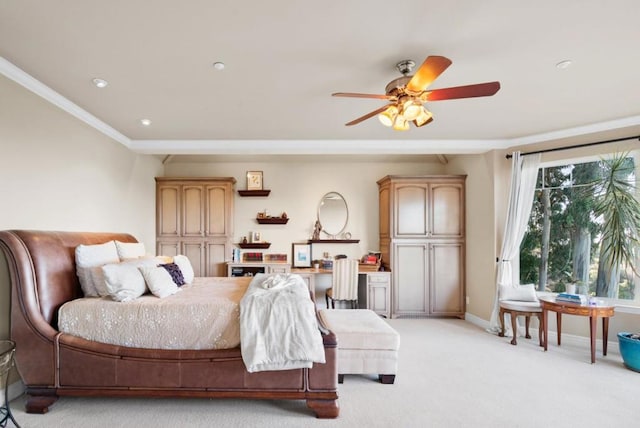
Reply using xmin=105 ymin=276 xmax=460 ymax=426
xmin=0 ymin=340 xmax=20 ymax=428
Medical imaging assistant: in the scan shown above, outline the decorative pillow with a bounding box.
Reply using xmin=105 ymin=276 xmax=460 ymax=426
xmin=139 ymin=265 xmax=180 ymax=298
xmin=499 ymin=283 xmax=539 ymax=302
xmin=75 ymin=241 xmax=119 ymax=297
xmin=160 ymin=263 xmax=185 ymax=286
xmin=115 ymin=241 xmax=146 ymax=261
xmin=102 ymin=261 xmax=148 ymax=302
xmin=173 ymin=255 xmax=194 ymax=284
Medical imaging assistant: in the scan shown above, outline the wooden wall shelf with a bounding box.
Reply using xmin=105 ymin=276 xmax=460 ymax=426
xmin=256 ymin=217 xmax=289 ymax=224
xmin=238 ymin=242 xmax=271 ymax=249
xmin=238 ymin=190 xmax=271 ymax=197
xmin=308 ymin=239 xmax=360 ymax=244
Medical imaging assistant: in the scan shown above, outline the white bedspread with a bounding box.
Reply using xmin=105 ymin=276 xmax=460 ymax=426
xmin=58 ymin=276 xmax=250 ymax=350
xmin=240 ymin=273 xmax=325 ymax=372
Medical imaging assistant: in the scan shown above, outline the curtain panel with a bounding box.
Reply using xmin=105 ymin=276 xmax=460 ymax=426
xmin=488 ymin=151 xmax=541 ymax=333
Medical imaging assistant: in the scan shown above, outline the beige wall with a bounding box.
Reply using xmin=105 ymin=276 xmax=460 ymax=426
xmin=446 ymin=152 xmax=503 ymax=320
xmin=0 ymin=75 xmax=163 ymax=356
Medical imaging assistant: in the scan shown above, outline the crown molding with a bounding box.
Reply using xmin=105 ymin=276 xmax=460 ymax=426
xmin=0 ymin=56 xmax=131 ymax=147
xmin=127 ymin=138 xmax=512 ymax=155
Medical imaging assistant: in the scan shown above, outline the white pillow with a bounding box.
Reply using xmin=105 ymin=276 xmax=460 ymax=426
xmin=75 ymin=241 xmax=119 ymax=297
xmin=499 ymin=283 xmax=539 ymax=302
xmin=115 ymin=241 xmax=146 ymax=261
xmin=101 ymin=258 xmax=162 ymax=302
xmin=173 ymin=255 xmax=194 ymax=284
xmin=139 ymin=265 xmax=180 ymax=298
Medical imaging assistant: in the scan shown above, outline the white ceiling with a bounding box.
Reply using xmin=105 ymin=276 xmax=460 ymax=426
xmin=2 ymin=0 xmax=640 ymax=157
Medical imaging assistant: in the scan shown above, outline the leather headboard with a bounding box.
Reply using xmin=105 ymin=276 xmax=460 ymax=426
xmin=0 ymin=230 xmax=137 ymax=329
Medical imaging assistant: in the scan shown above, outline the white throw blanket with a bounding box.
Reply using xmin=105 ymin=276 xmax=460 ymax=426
xmin=240 ymin=273 xmax=325 ymax=372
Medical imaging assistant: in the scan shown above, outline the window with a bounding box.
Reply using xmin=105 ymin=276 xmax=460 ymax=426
xmin=519 ymin=153 xmax=639 ymax=301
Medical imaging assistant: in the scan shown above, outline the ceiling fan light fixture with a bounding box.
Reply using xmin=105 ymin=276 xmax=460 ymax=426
xmin=414 ymin=108 xmax=433 ymax=127
xmin=378 ymin=105 xmax=398 ymax=127
xmin=402 ymin=98 xmax=422 ymax=121
xmin=392 ymin=116 xmax=410 ymax=131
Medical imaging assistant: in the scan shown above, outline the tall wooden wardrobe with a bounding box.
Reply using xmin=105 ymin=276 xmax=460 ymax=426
xmin=156 ymin=177 xmax=235 ymax=277
xmin=378 ymin=175 xmax=466 ymax=318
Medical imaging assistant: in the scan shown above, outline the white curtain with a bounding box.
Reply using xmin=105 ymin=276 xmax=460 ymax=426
xmin=488 ymin=151 xmax=541 ymax=333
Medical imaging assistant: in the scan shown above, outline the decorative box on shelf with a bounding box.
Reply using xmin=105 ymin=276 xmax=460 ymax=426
xmin=238 ymin=242 xmax=271 ymax=249
xmin=264 ymin=253 xmax=288 ymax=263
xmin=242 ymin=252 xmax=264 ymax=262
xmin=256 ymin=217 xmax=289 ymax=224
xmin=358 ymin=263 xmax=381 ymax=272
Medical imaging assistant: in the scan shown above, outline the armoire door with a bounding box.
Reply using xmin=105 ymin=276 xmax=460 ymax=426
xmin=430 ymin=182 xmax=465 ymax=239
xmin=157 ymin=184 xmax=181 ymax=238
xmin=182 ymin=241 xmax=205 ymax=277
xmin=394 ymin=184 xmax=429 ymax=238
xmin=205 ymin=240 xmax=229 ymax=277
xmin=205 ymin=184 xmax=230 ymax=237
xmin=430 ymin=242 xmax=464 ymax=315
xmin=393 ymin=243 xmax=428 ymax=316
xmin=182 ymin=185 xmax=205 ymax=237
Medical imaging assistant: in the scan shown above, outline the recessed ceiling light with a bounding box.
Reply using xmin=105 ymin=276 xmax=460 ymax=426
xmin=556 ymin=60 xmax=572 ymax=69
xmin=92 ymin=78 xmax=108 ymax=88
xmin=213 ymin=62 xmax=225 ymax=71
xmin=140 ymin=119 xmax=152 ymax=126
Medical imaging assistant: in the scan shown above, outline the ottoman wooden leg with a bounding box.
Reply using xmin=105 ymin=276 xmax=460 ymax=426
xmin=379 ymin=375 xmax=395 ymax=384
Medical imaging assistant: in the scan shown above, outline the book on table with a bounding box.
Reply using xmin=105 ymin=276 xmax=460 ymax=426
xmin=556 ymin=293 xmax=588 ymax=305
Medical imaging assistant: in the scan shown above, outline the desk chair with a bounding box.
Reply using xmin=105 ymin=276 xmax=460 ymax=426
xmin=498 ymin=284 xmax=543 ymax=346
xmin=326 ymin=258 xmax=359 ymax=309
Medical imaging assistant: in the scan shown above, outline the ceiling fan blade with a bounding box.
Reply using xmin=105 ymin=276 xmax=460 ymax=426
xmin=413 ymin=116 xmax=434 ymax=128
xmin=406 ymin=56 xmax=452 ymax=93
xmin=332 ymin=92 xmax=394 ymax=100
xmin=344 ymin=104 xmax=392 ymax=126
xmin=425 ymin=81 xmax=501 ymax=101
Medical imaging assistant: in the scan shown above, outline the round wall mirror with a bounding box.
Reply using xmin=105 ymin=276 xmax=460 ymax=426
xmin=317 ymin=192 xmax=348 ymax=238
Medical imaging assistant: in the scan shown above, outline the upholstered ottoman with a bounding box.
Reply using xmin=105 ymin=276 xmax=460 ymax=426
xmin=319 ymin=309 xmax=400 ymax=384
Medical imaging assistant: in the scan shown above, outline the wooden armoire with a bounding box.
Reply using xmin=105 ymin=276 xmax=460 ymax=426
xmin=377 ymin=175 xmax=466 ymax=318
xmin=155 ymin=177 xmax=235 ymax=277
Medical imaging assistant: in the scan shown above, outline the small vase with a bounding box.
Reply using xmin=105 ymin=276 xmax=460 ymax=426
xmin=566 ymin=283 xmax=576 ymax=294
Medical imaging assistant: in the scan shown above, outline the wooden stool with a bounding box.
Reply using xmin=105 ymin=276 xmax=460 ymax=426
xmin=499 ymin=301 xmax=543 ymax=346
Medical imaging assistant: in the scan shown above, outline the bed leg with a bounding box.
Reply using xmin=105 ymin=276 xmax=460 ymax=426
xmin=307 ymin=399 xmax=339 ymax=418
xmin=25 ymin=389 xmax=58 ymax=414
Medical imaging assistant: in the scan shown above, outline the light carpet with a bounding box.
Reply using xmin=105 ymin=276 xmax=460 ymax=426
xmin=6 ymin=318 xmax=639 ymax=427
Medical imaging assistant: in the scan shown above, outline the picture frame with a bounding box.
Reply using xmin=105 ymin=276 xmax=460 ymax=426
xmin=292 ymin=243 xmax=312 ymax=268
xmin=246 ymin=171 xmax=263 ymax=190
xmin=250 ymin=231 xmax=261 ymax=243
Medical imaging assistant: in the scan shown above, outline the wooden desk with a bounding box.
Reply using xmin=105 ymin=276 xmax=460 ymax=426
xmin=226 ymin=263 xmax=391 ymax=317
xmin=291 ymin=268 xmax=391 ymax=318
xmin=539 ymin=296 xmax=615 ymax=364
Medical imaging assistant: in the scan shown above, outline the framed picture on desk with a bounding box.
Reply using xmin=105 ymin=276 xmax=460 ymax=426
xmin=292 ymin=243 xmax=312 ymax=268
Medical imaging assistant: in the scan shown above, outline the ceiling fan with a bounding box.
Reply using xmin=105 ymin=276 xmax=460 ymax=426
xmin=332 ymin=55 xmax=500 ymax=131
